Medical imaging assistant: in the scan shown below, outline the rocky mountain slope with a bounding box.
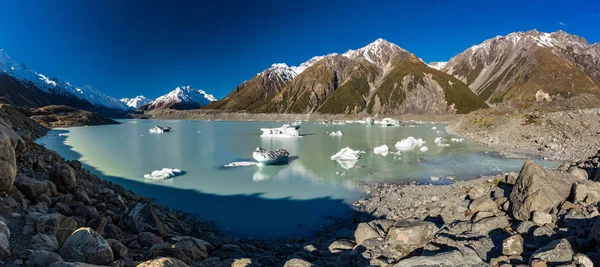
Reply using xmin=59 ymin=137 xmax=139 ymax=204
xmin=442 ymin=30 xmax=600 ymax=103
xmin=208 ymin=39 xmax=488 ymax=115
xmin=0 ymin=49 xmax=128 ymax=111
xmin=119 ymin=96 xmax=151 ymax=109
xmin=139 ymin=86 xmax=216 ymax=111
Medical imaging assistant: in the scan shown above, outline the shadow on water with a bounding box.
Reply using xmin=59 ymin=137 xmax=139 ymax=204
xmin=41 ymin=130 xmax=368 ymax=240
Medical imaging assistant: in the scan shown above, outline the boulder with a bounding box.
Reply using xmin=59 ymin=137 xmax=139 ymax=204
xmin=328 ymin=239 xmax=355 ymax=253
xmin=49 ymin=163 xmax=77 ymax=193
xmin=137 ymin=257 xmax=189 ymax=267
xmin=0 ymin=215 xmax=10 ymax=259
xmin=283 ymin=258 xmax=313 ymax=267
xmin=502 ymin=235 xmax=523 ymax=256
xmin=29 ymin=233 xmax=60 ymax=252
xmin=472 ymin=215 xmax=509 ymax=234
xmin=394 ymin=246 xmax=482 ymax=266
xmin=530 ymin=238 xmax=573 ymax=264
xmin=107 ymin=239 xmax=128 ymax=260
xmin=568 ymin=167 xmax=588 ymax=180
xmin=59 ymin=228 xmax=114 ymax=265
xmin=354 ymin=222 xmax=380 ymax=245
xmin=14 ymin=175 xmax=58 ymax=200
xmin=510 ymin=160 xmax=573 ymax=221
xmin=0 ymin=120 xmax=21 ymax=193
xmin=468 ymin=196 xmax=498 ymax=213
xmin=26 ymin=250 xmax=64 ymax=267
xmin=36 ymin=213 xmax=78 ymax=245
xmin=532 ymin=211 xmax=553 ymax=226
xmin=120 ymin=203 xmax=165 ymax=236
xmin=386 ymin=220 xmax=438 ymax=258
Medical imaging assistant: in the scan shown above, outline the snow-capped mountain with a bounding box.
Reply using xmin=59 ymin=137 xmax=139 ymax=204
xmin=428 ymin=61 xmax=447 ymax=70
xmin=208 ymin=38 xmax=488 ymax=114
xmin=0 ymin=49 xmax=128 ymax=110
xmin=443 ymin=30 xmax=600 ymax=103
xmin=140 ymin=86 xmax=216 ymax=110
xmin=120 ymin=95 xmax=151 ymax=109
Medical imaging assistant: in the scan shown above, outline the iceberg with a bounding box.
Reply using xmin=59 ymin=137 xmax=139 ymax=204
xmin=373 ymin=145 xmax=390 ymax=156
xmin=395 ymin=136 xmax=426 ymax=151
xmin=420 ymin=146 xmax=429 ymax=152
xmin=149 ymin=125 xmax=172 ymax=133
xmin=331 ymin=147 xmax=364 ymax=161
xmin=252 ymin=147 xmax=290 ymax=165
xmin=260 ymin=124 xmax=300 ymax=137
xmin=144 ymin=168 xmax=182 ymax=180
xmin=329 ymin=130 xmax=343 ymax=136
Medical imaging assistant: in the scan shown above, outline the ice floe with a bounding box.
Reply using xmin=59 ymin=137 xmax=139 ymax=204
xmin=395 ymin=137 xmax=426 ymax=151
xmin=260 ymin=124 xmax=300 ymax=137
xmin=329 ymin=130 xmax=343 ymax=136
xmin=373 ymin=145 xmax=390 ymax=156
xmin=223 ymin=161 xmax=262 ymax=167
xmin=143 ymin=168 xmax=183 ymax=180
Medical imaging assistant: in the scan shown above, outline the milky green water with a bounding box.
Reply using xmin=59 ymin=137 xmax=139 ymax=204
xmin=37 ymin=119 xmax=555 ymax=238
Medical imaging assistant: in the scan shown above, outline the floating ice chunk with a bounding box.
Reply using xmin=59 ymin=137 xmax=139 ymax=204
xmin=144 ymin=168 xmax=183 ymax=180
xmin=374 ymin=145 xmax=389 ymax=156
xmin=331 ymin=147 xmax=364 ymax=161
xmin=420 ymin=146 xmax=429 ymax=152
xmin=450 ymin=138 xmax=465 ymax=143
xmin=260 ymin=124 xmax=300 ymax=137
xmin=395 ymin=137 xmax=426 ymax=151
xmin=329 ymin=130 xmax=343 ymax=136
xmin=223 ymin=161 xmax=261 ymax=167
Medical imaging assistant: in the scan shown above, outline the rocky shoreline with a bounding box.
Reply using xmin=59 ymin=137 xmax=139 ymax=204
xmin=1 ymin=105 xmax=600 ymax=266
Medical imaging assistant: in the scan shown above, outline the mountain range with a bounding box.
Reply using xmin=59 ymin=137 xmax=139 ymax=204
xmin=1 ymin=29 xmax=599 ymax=116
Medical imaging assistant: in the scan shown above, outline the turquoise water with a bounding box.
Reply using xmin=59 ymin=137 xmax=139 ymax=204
xmin=37 ymin=119 xmax=555 ymax=238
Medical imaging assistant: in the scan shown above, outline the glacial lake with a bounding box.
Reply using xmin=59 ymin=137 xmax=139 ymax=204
xmin=37 ymin=119 xmax=556 ymax=239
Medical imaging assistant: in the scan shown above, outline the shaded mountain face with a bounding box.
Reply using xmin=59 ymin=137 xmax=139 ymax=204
xmin=443 ymin=30 xmax=600 ymax=103
xmin=209 ymin=39 xmax=488 ymax=114
xmin=0 ymin=49 xmax=128 ymax=111
xmin=139 ymin=86 xmax=216 ymax=111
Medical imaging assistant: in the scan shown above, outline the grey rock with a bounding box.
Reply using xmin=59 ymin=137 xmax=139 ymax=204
xmin=354 ymin=222 xmax=380 ymax=245
xmin=386 ymin=220 xmax=438 ymax=258
xmin=14 ymin=175 xmax=58 ymax=200
xmin=468 ymin=196 xmax=498 ymax=213
xmin=36 ymin=213 xmax=78 ymax=245
xmin=120 ymin=203 xmax=165 ymax=236
xmin=59 ymin=227 xmax=114 ymax=265
xmin=328 ymin=239 xmax=355 ymax=253
xmin=502 ymin=235 xmax=524 ymax=256
xmin=138 ymin=231 xmax=163 ymax=247
xmin=0 ymin=215 xmax=10 ymax=259
xmin=472 ymin=215 xmax=509 ymax=234
xmin=49 ymin=163 xmax=76 ymax=193
xmin=510 ymin=160 xmax=573 ymax=221
xmin=0 ymin=120 xmax=21 ymax=193
xmin=26 ymin=250 xmax=64 ymax=267
xmin=530 ymin=238 xmax=573 ymax=264
xmin=29 ymin=233 xmax=59 ymax=252
xmin=283 ymin=258 xmax=313 ymax=267
xmin=107 ymin=239 xmax=128 ymax=260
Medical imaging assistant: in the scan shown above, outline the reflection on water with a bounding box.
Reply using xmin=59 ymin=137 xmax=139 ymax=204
xmin=37 ymin=119 xmax=556 ymax=238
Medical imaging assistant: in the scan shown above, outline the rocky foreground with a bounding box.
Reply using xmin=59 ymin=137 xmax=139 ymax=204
xmin=1 ymin=107 xmax=600 ymax=266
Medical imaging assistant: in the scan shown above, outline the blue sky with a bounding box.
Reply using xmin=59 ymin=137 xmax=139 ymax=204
xmin=0 ymin=0 xmax=598 ymax=100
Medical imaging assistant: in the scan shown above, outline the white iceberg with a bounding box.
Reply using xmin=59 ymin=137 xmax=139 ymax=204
xmin=420 ymin=146 xmax=429 ymax=152
xmin=329 ymin=130 xmax=343 ymax=136
xmin=144 ymin=168 xmax=183 ymax=180
xmin=395 ymin=137 xmax=426 ymax=151
xmin=260 ymin=124 xmax=300 ymax=137
xmin=373 ymin=145 xmax=390 ymax=156
xmin=331 ymin=147 xmax=364 ymax=161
